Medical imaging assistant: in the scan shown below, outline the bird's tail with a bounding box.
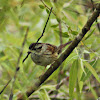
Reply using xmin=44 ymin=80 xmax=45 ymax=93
xmin=57 ymin=41 xmax=72 ymax=54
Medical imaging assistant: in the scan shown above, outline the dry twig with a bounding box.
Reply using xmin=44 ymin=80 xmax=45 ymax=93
xmin=9 ymin=27 xmax=29 ymax=100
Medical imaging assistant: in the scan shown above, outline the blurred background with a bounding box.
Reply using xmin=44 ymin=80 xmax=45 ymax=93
xmin=0 ymin=0 xmax=100 ymax=100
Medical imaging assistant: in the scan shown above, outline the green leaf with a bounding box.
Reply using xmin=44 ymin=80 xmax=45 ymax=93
xmin=38 ymin=89 xmax=50 ymax=100
xmin=63 ymin=52 xmax=78 ymax=70
xmin=46 ymin=8 xmax=49 ymax=14
xmin=56 ymin=17 xmax=60 ymax=22
xmin=85 ymin=28 xmax=95 ymax=40
xmin=79 ymin=81 xmax=83 ymax=93
xmin=62 ymin=32 xmax=69 ymax=37
xmin=51 ymin=24 xmax=59 ymax=28
xmin=96 ymin=1 xmax=100 ymax=3
xmin=71 ymin=31 xmax=78 ymax=35
xmin=40 ymin=85 xmax=55 ymax=90
xmin=80 ymin=60 xmax=97 ymax=82
xmin=90 ymin=84 xmax=98 ymax=99
xmin=0 ymin=56 xmax=8 ymax=62
xmin=80 ymin=59 xmax=86 ymax=74
xmin=69 ymin=59 xmax=79 ymax=99
xmin=43 ymin=89 xmax=50 ymax=100
xmin=76 ymin=59 xmax=84 ymax=92
xmin=83 ymin=61 xmax=100 ymax=83
xmin=39 ymin=5 xmax=45 ymax=9
xmin=54 ymin=30 xmax=69 ymax=38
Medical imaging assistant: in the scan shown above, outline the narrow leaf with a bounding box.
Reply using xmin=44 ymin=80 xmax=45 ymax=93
xmin=54 ymin=30 xmax=69 ymax=37
xmin=81 ymin=60 xmax=98 ymax=82
xmin=46 ymin=9 xmax=49 ymax=14
xmin=39 ymin=5 xmax=45 ymax=9
xmin=85 ymin=28 xmax=95 ymax=40
xmin=62 ymin=32 xmax=69 ymax=37
xmin=71 ymin=31 xmax=78 ymax=35
xmin=51 ymin=24 xmax=59 ymax=28
xmin=39 ymin=89 xmax=50 ymax=100
xmin=69 ymin=59 xmax=79 ymax=98
xmin=80 ymin=59 xmax=86 ymax=75
xmin=79 ymin=81 xmax=83 ymax=93
xmin=83 ymin=61 xmax=100 ymax=83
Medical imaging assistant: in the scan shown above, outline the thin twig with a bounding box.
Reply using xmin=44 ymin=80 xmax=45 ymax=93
xmin=20 ymin=0 xmax=24 ymax=8
xmin=0 ymin=79 xmax=11 ymax=94
xmin=36 ymin=7 xmax=53 ymax=43
xmin=40 ymin=0 xmax=56 ymax=16
xmin=9 ymin=27 xmax=29 ymax=100
xmin=55 ymin=21 xmax=63 ymax=97
xmin=58 ymin=21 xmax=63 ymax=53
xmin=22 ymin=51 xmax=31 ymax=63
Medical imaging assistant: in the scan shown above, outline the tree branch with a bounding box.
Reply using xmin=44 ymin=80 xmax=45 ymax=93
xmin=17 ymin=3 xmax=100 ymax=100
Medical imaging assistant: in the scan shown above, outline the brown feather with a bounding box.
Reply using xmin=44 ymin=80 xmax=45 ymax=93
xmin=47 ymin=44 xmax=57 ymax=54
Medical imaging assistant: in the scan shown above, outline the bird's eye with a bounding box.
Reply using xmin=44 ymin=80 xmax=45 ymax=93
xmin=29 ymin=43 xmax=33 ymax=50
xmin=29 ymin=43 xmax=36 ymax=50
xmin=29 ymin=43 xmax=42 ymax=51
xmin=37 ymin=46 xmax=42 ymax=49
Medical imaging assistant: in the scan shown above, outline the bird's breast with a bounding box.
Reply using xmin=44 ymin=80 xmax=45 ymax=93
xmin=31 ymin=52 xmax=58 ymax=66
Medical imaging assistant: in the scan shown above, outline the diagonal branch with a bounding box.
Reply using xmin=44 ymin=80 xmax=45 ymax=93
xmin=17 ymin=3 xmax=100 ymax=100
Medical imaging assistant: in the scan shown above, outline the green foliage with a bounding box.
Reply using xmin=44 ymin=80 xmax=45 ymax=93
xmin=46 ymin=8 xmax=50 ymax=14
xmin=83 ymin=61 xmax=100 ymax=83
xmin=38 ymin=89 xmax=50 ymax=100
xmin=85 ymin=28 xmax=95 ymax=40
xmin=69 ymin=59 xmax=79 ymax=99
xmin=39 ymin=5 xmax=45 ymax=9
xmin=0 ymin=0 xmax=100 ymax=100
xmin=80 ymin=60 xmax=98 ymax=82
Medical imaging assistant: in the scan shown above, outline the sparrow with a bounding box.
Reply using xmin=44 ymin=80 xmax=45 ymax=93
xmin=23 ymin=41 xmax=72 ymax=67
